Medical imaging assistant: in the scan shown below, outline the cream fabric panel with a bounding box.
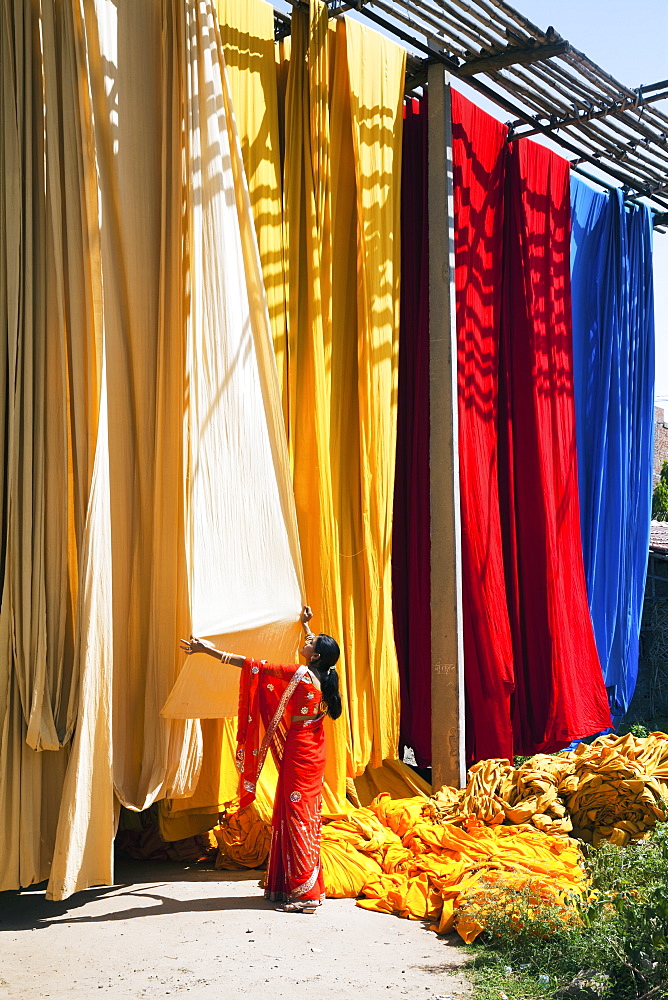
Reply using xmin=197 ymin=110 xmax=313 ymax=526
xmin=160 ymin=0 xmax=305 ymax=833
xmin=85 ymin=0 xmax=202 ymax=811
xmin=161 ymin=0 xmax=304 ymax=725
xmin=217 ymin=0 xmax=288 ymax=409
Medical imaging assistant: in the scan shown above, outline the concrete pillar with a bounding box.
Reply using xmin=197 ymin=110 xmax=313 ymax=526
xmin=427 ymin=64 xmax=466 ymax=791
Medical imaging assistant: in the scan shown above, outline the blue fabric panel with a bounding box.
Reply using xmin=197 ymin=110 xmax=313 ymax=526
xmin=570 ymin=177 xmax=655 ymax=717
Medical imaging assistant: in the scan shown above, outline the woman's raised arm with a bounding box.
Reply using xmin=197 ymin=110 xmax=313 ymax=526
xmin=179 ymin=636 xmax=245 ymax=668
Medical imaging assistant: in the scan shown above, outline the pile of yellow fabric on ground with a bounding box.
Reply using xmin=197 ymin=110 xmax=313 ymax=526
xmin=319 ymin=793 xmax=584 ymax=942
xmin=213 ymin=803 xmax=272 ymax=871
xmin=431 ymin=733 xmax=668 ymax=848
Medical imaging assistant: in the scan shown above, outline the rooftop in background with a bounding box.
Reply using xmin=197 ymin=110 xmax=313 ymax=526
xmin=650 ymin=521 xmax=668 ymax=554
xmin=276 ymin=0 xmax=668 ymax=225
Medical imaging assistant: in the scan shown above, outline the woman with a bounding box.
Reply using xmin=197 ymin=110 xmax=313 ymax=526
xmin=180 ymin=607 xmax=341 ymax=913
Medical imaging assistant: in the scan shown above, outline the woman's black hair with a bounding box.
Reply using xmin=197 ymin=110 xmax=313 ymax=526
xmin=311 ymin=634 xmax=342 ymax=720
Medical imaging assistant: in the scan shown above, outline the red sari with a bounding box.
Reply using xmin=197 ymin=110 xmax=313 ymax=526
xmin=236 ymin=659 xmax=326 ymax=905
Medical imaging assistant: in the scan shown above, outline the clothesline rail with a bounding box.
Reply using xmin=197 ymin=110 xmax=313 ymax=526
xmin=274 ymin=0 xmax=668 ymax=228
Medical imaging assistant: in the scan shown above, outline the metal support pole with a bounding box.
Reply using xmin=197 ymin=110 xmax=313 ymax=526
xmin=428 ymin=65 xmax=466 ymax=791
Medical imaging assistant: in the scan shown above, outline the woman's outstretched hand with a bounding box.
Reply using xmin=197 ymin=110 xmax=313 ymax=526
xmin=300 ymin=605 xmax=313 ymax=626
xmin=180 ymin=636 xmax=215 ymax=656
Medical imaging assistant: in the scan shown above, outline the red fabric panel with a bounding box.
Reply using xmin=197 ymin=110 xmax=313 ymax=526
xmin=393 ymin=98 xmax=431 ymax=766
xmin=500 ymin=140 xmax=611 ymax=754
xmin=451 ymin=91 xmax=515 ymax=763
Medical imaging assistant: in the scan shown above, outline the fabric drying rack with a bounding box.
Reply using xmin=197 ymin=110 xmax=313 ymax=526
xmin=274 ymin=0 xmax=668 ymax=229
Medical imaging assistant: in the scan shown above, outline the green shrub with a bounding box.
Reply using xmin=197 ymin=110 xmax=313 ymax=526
xmin=463 ymin=824 xmax=668 ymax=999
xmin=653 ymin=462 xmax=668 ymax=520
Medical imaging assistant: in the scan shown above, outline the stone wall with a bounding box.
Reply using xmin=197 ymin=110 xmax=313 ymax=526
xmin=654 ymin=407 xmax=668 ymax=486
xmin=624 ymin=552 xmax=668 ymax=725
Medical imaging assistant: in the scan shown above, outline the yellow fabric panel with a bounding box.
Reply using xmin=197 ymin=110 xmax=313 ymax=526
xmin=217 ymin=0 xmax=288 ymax=411
xmin=159 ymin=717 xmax=278 ymax=841
xmin=282 ymin=4 xmax=406 ymax=806
xmin=344 ymin=17 xmax=405 ymax=766
xmin=283 ymin=4 xmax=348 ymax=815
xmin=328 ymin=19 xmax=367 ymax=786
xmin=354 ymin=759 xmax=432 ymax=808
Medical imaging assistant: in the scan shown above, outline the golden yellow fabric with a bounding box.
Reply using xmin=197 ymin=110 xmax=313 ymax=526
xmin=342 ymin=17 xmax=404 ymax=767
xmin=283 ymin=4 xmax=406 ymax=807
xmin=320 ymin=838 xmax=383 ymax=898
xmin=354 ymin=758 xmax=432 ymax=807
xmin=162 ymin=1 xmax=406 ymax=833
xmin=283 ymin=4 xmax=347 ymax=815
xmin=318 ymin=794 xmax=585 ymax=943
xmin=431 ymin=733 xmax=668 ymax=847
xmin=213 ymin=803 xmax=272 ymax=870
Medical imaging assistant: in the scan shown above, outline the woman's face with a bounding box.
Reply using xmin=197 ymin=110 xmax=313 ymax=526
xmin=300 ymin=634 xmax=319 ymax=662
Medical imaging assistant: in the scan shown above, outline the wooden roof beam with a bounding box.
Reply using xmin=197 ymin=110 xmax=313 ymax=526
xmin=508 ymin=86 xmax=668 ymax=141
xmin=456 ymin=39 xmax=570 ymax=76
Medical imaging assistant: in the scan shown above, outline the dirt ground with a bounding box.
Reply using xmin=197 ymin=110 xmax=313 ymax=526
xmin=0 ymin=858 xmax=471 ymax=1000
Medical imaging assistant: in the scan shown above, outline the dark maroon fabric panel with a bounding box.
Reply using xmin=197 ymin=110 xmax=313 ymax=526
xmin=393 ymin=98 xmax=431 ymax=767
xmin=451 ymin=91 xmax=516 ymax=764
xmin=499 ymin=139 xmax=612 ymax=754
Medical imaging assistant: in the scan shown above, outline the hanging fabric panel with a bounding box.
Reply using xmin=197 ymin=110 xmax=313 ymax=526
xmin=2 ymin=0 xmax=308 ymax=891
xmin=281 ymin=5 xmax=405 ymax=809
xmin=500 ymin=140 xmax=611 ymax=754
xmin=159 ymin=0 xmax=306 ymax=834
xmin=393 ymin=98 xmax=431 ymax=767
xmin=451 ymin=90 xmax=515 ymax=764
xmin=570 ymin=177 xmax=655 ymax=717
xmin=344 ymin=15 xmax=405 ymax=768
xmin=282 ymin=5 xmax=348 ymax=812
xmin=158 ymin=0 xmax=295 ymax=842
xmin=216 ymin=0 xmax=288 ymax=409
xmin=88 ymin=0 xmax=202 ymax=812
xmin=0 ymin=0 xmax=114 ymax=898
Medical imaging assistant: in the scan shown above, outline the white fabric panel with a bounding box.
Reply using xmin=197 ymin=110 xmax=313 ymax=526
xmin=162 ymin=0 xmax=304 ymax=721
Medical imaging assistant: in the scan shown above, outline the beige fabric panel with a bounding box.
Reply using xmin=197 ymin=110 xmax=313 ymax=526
xmin=47 ymin=384 xmax=115 ymax=900
xmin=0 ymin=0 xmax=101 ymax=893
xmin=1 ymin=0 xmax=304 ymax=895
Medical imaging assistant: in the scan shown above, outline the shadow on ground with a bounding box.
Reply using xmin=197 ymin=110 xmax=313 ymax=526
xmin=0 ymin=858 xmax=263 ymax=933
